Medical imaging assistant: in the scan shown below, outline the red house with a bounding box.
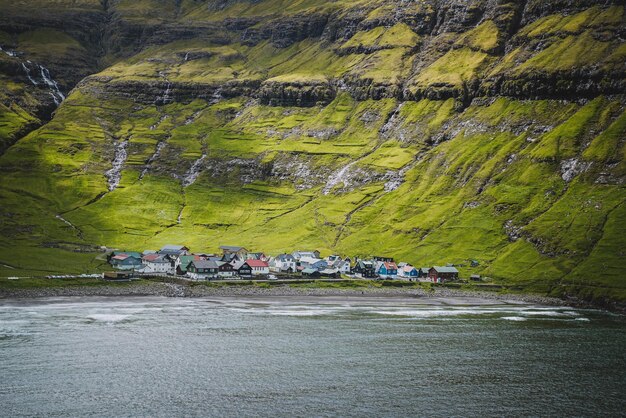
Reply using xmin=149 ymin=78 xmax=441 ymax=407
xmin=428 ymin=266 xmax=459 ymax=283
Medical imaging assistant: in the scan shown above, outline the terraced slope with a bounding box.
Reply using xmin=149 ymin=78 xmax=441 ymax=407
xmin=0 ymin=0 xmax=624 ymax=303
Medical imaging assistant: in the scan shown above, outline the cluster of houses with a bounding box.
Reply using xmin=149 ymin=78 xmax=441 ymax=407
xmin=108 ymin=245 xmax=461 ymax=283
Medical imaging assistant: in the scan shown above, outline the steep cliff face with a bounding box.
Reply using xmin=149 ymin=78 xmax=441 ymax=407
xmin=0 ymin=0 xmax=625 ymax=304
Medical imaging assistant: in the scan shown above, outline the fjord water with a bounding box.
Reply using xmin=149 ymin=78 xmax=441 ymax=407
xmin=1 ymin=297 xmax=624 ymax=417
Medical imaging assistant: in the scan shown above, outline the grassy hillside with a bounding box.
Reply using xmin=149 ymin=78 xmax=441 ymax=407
xmin=0 ymin=0 xmax=624 ymax=304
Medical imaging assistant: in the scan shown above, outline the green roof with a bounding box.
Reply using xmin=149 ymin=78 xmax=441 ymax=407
xmin=178 ymin=255 xmax=198 ymax=272
xmin=113 ymin=251 xmax=142 ymax=259
xmin=433 ymin=266 xmax=459 ymax=273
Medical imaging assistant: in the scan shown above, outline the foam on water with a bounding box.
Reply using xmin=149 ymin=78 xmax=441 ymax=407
xmin=366 ymin=306 xmax=581 ymax=320
xmin=264 ymin=309 xmax=339 ymax=317
xmin=502 ymin=316 xmax=528 ymax=321
xmin=519 ymin=310 xmax=576 ymax=317
xmin=229 ymin=306 xmax=348 ymax=317
xmin=219 ymin=302 xmax=590 ymax=321
xmin=86 ymin=314 xmax=131 ymax=323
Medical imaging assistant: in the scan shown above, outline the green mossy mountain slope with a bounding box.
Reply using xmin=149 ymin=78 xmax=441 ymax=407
xmin=0 ymin=0 xmax=624 ymax=304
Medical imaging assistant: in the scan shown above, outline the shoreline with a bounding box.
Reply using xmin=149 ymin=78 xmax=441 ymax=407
xmin=0 ymin=281 xmax=608 ymax=311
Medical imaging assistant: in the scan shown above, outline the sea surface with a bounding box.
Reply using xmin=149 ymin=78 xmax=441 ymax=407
xmin=0 ymin=296 xmax=624 ymax=417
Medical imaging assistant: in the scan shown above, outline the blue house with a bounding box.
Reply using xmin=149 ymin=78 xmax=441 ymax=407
xmin=110 ymin=254 xmax=143 ymax=270
xmin=298 ymin=257 xmax=328 ymax=271
xmin=377 ymin=261 xmax=398 ymax=278
xmin=399 ymin=265 xmax=418 ymax=279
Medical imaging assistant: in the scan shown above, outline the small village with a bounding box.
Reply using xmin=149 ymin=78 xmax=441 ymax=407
xmin=106 ymin=244 xmax=473 ymax=283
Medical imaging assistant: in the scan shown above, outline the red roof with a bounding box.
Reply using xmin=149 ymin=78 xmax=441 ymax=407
xmin=112 ymin=255 xmax=129 ymax=260
xmin=143 ymin=254 xmax=161 ymax=262
xmin=384 ymin=262 xmax=398 ymax=270
xmin=246 ymin=260 xmax=268 ymax=268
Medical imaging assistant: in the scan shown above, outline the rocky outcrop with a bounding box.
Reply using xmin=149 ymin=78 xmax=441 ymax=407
xmin=259 ymin=79 xmax=336 ymax=107
xmin=483 ymin=70 xmax=626 ymax=100
xmin=520 ymin=0 xmax=625 ymax=24
xmin=242 ymin=13 xmax=329 ymax=47
xmin=340 ymin=77 xmax=403 ymax=101
xmin=0 ymin=5 xmax=104 ymax=87
xmin=83 ymin=77 xmax=262 ymax=105
xmin=430 ymin=0 xmax=493 ymax=34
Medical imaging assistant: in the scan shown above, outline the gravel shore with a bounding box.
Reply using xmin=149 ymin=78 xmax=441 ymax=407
xmin=0 ymin=281 xmax=575 ymax=308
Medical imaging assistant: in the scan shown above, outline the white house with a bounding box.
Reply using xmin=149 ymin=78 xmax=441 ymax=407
xmin=271 ymin=253 xmax=297 ymax=272
xmin=141 ymin=254 xmax=172 ymax=274
xmin=332 ymin=259 xmax=351 ymax=274
xmin=292 ymin=250 xmax=320 ymax=261
xmin=299 ymin=256 xmax=327 ymax=271
xmin=247 ymin=259 xmax=270 ymax=276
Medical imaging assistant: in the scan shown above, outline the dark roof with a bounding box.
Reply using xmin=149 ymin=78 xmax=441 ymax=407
xmin=232 ymin=260 xmax=251 ymax=270
xmin=276 ymin=253 xmax=295 ymax=262
xmin=431 ymin=266 xmax=459 ymax=273
xmin=159 ymin=248 xmax=186 ymax=255
xmin=161 ymin=244 xmax=188 ymax=251
xmin=222 ymin=253 xmax=238 ymax=262
xmin=220 ymin=245 xmax=247 ymax=252
xmin=192 ymin=260 xmax=219 ymax=269
xmin=373 ymin=255 xmax=394 ymax=261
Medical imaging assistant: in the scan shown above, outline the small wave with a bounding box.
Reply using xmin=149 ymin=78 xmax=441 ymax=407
xmin=265 ymin=309 xmax=339 ymax=316
xmin=0 ymin=330 xmax=32 ymax=339
xmin=520 ymin=311 xmax=574 ymax=318
xmin=574 ymin=317 xmax=590 ymax=322
xmin=87 ymin=314 xmax=130 ymax=323
xmin=501 ymin=316 xmax=527 ymax=321
xmin=371 ymin=309 xmax=502 ymax=317
xmin=228 ymin=305 xmax=349 ymax=317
